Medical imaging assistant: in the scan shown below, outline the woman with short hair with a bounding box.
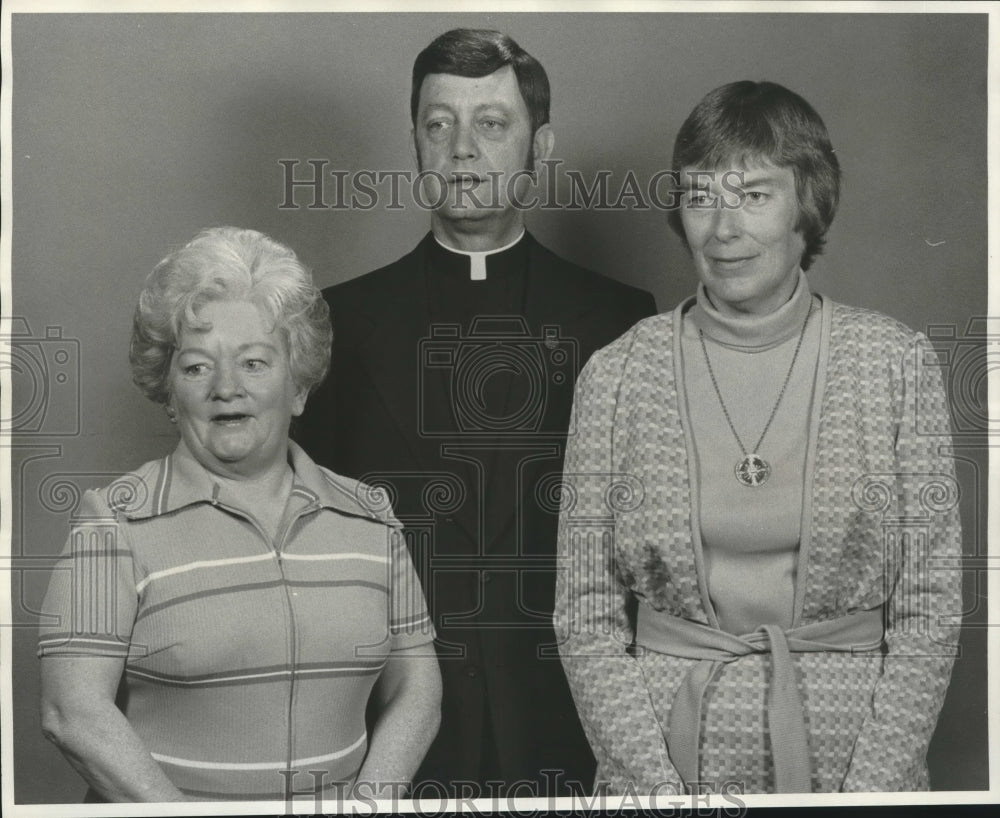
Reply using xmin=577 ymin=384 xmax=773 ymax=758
xmin=555 ymin=82 xmax=961 ymax=794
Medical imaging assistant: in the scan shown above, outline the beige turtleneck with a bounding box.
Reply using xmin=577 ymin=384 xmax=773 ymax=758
xmin=679 ymin=272 xmax=822 ymax=635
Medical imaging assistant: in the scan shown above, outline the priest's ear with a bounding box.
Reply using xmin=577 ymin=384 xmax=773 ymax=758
xmin=532 ymin=124 xmax=554 ymax=172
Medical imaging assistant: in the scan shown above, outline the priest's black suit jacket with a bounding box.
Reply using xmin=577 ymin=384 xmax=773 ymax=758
xmin=295 ymin=232 xmax=657 ymax=794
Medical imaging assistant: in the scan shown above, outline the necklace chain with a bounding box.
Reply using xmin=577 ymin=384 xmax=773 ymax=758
xmin=698 ymin=302 xmax=814 ymax=459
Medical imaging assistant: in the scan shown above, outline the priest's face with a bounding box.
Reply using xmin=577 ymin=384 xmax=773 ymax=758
xmin=413 ymin=65 xmax=552 ymax=243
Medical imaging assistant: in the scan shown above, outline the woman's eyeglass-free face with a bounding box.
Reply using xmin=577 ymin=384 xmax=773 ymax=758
xmin=680 ymin=161 xmax=806 ymax=318
xmin=167 ymin=299 xmax=307 ymax=479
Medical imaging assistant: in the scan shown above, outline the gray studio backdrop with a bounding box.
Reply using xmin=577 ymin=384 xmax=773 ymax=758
xmin=8 ymin=12 xmax=988 ymax=803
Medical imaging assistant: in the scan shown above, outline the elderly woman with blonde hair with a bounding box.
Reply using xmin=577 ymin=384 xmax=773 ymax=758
xmin=38 ymin=226 xmax=441 ymax=802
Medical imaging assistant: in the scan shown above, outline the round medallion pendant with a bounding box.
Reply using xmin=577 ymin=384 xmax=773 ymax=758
xmin=735 ymin=454 xmax=771 ymax=487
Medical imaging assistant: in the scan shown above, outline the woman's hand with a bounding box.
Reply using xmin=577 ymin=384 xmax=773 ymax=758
xmin=353 ymin=645 xmax=442 ymax=795
xmin=40 ymin=655 xmax=186 ymax=802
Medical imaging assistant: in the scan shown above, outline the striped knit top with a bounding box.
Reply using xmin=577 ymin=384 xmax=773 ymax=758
xmin=38 ymin=441 xmax=434 ymax=801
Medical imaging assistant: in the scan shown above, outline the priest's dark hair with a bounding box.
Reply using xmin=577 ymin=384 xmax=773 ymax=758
xmin=667 ymin=81 xmax=841 ymax=272
xmin=411 ymin=28 xmax=551 ymax=136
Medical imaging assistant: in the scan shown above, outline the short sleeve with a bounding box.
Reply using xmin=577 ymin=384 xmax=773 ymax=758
xmin=37 ymin=489 xmax=138 ymax=659
xmin=387 ymin=527 xmax=435 ymax=651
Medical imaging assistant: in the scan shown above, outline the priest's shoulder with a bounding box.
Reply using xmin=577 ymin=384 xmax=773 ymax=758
xmin=319 ymin=240 xmax=425 ymax=306
xmin=529 ymin=235 xmax=656 ymax=314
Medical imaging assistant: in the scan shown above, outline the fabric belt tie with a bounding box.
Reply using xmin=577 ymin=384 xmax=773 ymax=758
xmin=635 ymin=605 xmax=884 ymax=793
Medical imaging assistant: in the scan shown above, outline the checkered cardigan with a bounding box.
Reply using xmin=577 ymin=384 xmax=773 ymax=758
xmin=554 ymin=297 xmax=962 ymax=793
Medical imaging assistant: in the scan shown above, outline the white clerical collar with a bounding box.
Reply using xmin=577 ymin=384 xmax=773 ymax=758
xmin=433 ymin=230 xmax=526 ymax=281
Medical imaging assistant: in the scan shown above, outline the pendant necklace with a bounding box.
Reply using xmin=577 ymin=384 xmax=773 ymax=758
xmin=697 ymin=302 xmax=813 ymax=488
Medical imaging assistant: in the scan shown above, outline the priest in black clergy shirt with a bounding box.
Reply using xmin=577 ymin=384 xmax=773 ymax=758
xmin=296 ymin=28 xmax=656 ymax=796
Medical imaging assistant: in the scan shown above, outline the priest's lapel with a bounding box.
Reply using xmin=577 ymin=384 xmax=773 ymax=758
xmin=479 ymin=236 xmax=587 ymax=554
